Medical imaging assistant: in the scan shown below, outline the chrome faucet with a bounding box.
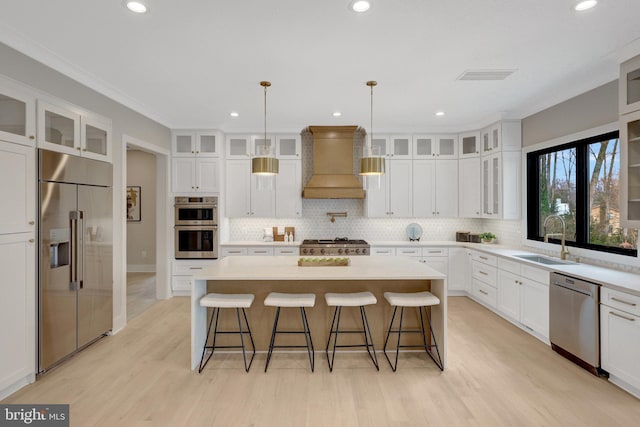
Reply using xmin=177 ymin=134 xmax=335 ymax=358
xmin=543 ymin=214 xmax=570 ymax=260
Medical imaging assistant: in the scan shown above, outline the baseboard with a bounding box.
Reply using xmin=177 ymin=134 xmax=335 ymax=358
xmin=0 ymin=373 xmax=35 ymax=400
xmin=127 ymin=264 xmax=156 ymax=273
xmin=608 ymin=375 xmax=640 ymax=399
xmin=172 ymin=290 xmax=190 ymax=297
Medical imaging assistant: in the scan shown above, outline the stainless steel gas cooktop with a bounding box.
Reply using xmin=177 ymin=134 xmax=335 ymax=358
xmin=299 ymin=238 xmax=370 ymax=256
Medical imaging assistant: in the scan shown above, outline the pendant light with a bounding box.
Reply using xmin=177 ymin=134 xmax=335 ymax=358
xmin=252 ymin=81 xmax=279 ymax=176
xmin=360 ymin=80 xmax=385 ymax=176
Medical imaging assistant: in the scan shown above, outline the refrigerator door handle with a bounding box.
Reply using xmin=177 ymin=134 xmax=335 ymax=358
xmin=78 ymin=211 xmax=84 ymax=289
xmin=69 ymin=211 xmax=79 ymax=291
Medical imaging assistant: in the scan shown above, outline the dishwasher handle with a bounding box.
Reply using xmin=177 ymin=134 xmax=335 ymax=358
xmin=550 ymin=273 xmax=598 ymax=297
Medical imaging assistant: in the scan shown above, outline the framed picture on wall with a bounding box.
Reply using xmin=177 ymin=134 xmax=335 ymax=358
xmin=127 ymin=186 xmax=141 ymax=222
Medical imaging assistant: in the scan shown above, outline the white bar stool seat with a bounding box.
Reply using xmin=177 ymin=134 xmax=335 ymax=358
xmin=383 ymin=291 xmax=440 ymax=307
xmin=324 ymin=291 xmax=379 ymax=372
xmin=264 ymin=292 xmax=316 ymax=372
xmin=383 ymin=290 xmax=443 ymax=372
xmin=264 ymin=292 xmax=316 ymax=308
xmin=197 ymin=293 xmax=256 ymax=373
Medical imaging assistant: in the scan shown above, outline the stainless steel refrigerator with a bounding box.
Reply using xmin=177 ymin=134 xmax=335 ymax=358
xmin=38 ymin=149 xmax=113 ymax=373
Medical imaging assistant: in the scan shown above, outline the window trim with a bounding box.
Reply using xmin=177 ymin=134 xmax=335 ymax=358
xmin=526 ymin=129 xmax=637 ymax=257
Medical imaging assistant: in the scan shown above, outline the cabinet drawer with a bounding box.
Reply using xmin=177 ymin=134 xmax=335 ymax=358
xmin=602 ymin=287 xmax=640 ymax=317
xmin=600 ymin=305 xmax=640 ymax=390
xmin=371 ymin=247 xmax=396 ymax=256
xmin=173 ymin=264 xmax=210 ymax=275
xmin=422 ymin=248 xmax=448 ymax=257
xmin=470 ymin=251 xmax=497 ymax=266
xmin=498 ymin=258 xmax=521 ymax=275
xmin=274 ymin=247 xmax=299 ymax=256
xmin=396 ymin=247 xmax=421 ymax=257
xmin=248 ymin=247 xmax=274 ymax=256
xmin=472 ymin=278 xmax=497 ymax=308
xmin=521 ymin=265 xmax=549 ymax=285
xmin=472 ymin=260 xmax=497 ymax=287
xmin=221 ymin=247 xmax=248 ymax=257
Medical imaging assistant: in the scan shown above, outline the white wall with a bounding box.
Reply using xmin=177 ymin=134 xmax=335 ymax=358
xmin=126 ymin=149 xmax=156 ymax=271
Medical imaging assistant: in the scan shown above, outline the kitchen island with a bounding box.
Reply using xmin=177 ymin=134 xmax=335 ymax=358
xmin=191 ymin=256 xmax=447 ymax=370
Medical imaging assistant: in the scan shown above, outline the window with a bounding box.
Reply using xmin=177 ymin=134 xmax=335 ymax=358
xmin=527 ymin=130 xmax=638 ymax=256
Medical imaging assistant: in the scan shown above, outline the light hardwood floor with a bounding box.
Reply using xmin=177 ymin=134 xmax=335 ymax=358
xmin=3 ymin=296 xmax=639 ymax=426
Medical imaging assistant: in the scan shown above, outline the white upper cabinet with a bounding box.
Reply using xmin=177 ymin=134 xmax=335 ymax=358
xmin=482 ymin=150 xmax=521 ymax=220
xmin=459 ymin=157 xmax=482 ymax=218
xmin=276 ymin=134 xmax=301 ymax=159
xmin=458 ymin=131 xmax=481 ymax=158
xmin=388 ymin=135 xmax=412 ymax=159
xmin=413 ymin=134 xmax=457 ymax=158
xmin=172 ymin=158 xmax=220 ymax=194
xmin=37 ymin=99 xmax=81 ymax=156
xmin=620 ymin=55 xmax=640 ymax=116
xmin=481 ymin=121 xmax=521 ymax=154
xmin=365 ymin=159 xmax=412 ymax=217
xmin=370 ymin=136 xmax=390 ymax=158
xmin=225 ymin=159 xmax=276 ymax=217
xmin=412 ymin=159 xmax=458 ymax=218
xmin=0 ymin=142 xmax=36 ymax=235
xmin=37 ymin=99 xmax=112 ymax=163
xmin=173 ymin=131 xmax=220 ymax=157
xmin=275 ymin=159 xmax=302 ymax=217
xmin=225 ymin=135 xmax=252 ymax=159
xmin=0 ymin=78 xmax=36 ymax=146
xmin=80 ymin=114 xmax=111 ymax=162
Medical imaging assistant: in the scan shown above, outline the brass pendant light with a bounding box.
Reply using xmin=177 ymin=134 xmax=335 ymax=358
xmin=360 ymin=80 xmax=385 ymax=176
xmin=252 ymin=81 xmax=279 ymax=175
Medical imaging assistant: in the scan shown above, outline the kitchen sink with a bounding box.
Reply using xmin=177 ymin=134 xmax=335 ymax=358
xmin=513 ymin=254 xmax=576 ymax=265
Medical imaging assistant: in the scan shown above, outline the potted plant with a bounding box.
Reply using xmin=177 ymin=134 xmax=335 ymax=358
xmin=479 ymin=232 xmax=497 ymax=243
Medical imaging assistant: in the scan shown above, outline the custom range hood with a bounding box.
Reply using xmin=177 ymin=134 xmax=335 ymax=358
xmin=302 ymin=125 xmax=365 ymax=199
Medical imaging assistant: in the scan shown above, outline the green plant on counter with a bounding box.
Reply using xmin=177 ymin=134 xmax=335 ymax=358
xmin=479 ymin=232 xmax=497 ymax=242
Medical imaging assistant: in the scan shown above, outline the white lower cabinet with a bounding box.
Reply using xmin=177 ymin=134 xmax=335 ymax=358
xmin=370 ymin=247 xmax=397 ymax=256
xmin=496 ymin=258 xmax=549 ymax=340
xmin=0 ymin=232 xmax=36 ymax=394
xmin=601 ymin=287 xmax=640 ymax=398
xmin=172 ymin=260 xmax=213 ymax=292
xmin=220 ymin=245 xmax=299 ymax=258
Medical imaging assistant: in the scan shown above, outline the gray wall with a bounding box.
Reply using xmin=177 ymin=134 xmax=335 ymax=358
xmin=522 ymin=80 xmax=618 ymax=147
xmin=126 ymin=149 xmax=157 ymax=269
xmin=0 ymin=42 xmax=171 ymax=331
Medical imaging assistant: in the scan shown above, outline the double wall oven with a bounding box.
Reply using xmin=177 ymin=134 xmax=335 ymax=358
xmin=174 ymin=196 xmax=218 ymax=259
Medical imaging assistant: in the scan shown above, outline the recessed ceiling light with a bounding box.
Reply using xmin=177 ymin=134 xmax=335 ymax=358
xmin=123 ymin=1 xmax=149 ymax=14
xmin=574 ymin=0 xmax=597 ymax=11
xmin=332 ymin=112 xmax=342 ymax=117
xmin=350 ymin=1 xmax=371 ymax=13
xmin=435 ymin=111 xmax=446 ymax=117
xmin=230 ymin=112 xmax=239 ymax=117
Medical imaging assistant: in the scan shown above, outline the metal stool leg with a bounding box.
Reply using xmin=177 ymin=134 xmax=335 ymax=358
xmin=264 ymin=307 xmax=281 ymax=372
xmin=242 ymin=307 xmax=256 ymax=371
xmin=360 ymin=305 xmax=379 ymax=370
xmin=301 ymin=307 xmax=315 ymax=372
xmin=325 ymin=306 xmax=340 ymax=371
xmin=424 ymin=306 xmax=444 ymax=371
xmin=198 ymin=307 xmax=217 ymax=373
xmin=384 ymin=306 xmax=405 ymax=372
xmin=327 ymin=306 xmax=342 ymax=372
xmin=236 ymin=308 xmax=255 ymax=372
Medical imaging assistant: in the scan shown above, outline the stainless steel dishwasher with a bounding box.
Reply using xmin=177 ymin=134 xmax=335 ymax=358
xmin=549 ymin=272 xmax=607 ymax=376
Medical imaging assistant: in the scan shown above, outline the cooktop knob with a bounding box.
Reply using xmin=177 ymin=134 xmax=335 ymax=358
xmin=362 ymin=248 xmax=368 ymax=254
xmin=320 ymin=248 xmax=325 ymax=254
xmin=302 ymin=248 xmax=308 ymax=254
xmin=338 ymin=248 xmax=343 ymax=254
xmin=344 ymin=248 xmax=350 ymax=254
xmin=310 ymin=249 xmax=315 ymax=254
xmin=355 ymin=248 xmax=360 ymax=254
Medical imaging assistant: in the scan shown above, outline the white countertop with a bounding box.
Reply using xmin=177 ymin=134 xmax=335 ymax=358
xmin=220 ymin=241 xmax=302 ymax=247
xmin=194 ymin=255 xmax=445 ymax=281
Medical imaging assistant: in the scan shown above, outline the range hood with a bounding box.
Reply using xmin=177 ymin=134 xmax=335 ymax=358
xmin=302 ymin=125 xmax=365 ymax=199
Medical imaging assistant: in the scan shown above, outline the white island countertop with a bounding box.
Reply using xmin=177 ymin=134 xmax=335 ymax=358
xmin=193 ymin=255 xmax=446 ymax=281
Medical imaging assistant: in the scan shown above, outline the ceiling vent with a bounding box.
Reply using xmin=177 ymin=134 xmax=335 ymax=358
xmin=456 ymin=69 xmax=516 ymax=81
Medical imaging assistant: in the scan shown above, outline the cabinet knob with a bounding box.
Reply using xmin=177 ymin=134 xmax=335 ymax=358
xmin=196 ymin=151 xmax=199 ymax=154
xmin=192 ymin=151 xmax=195 ymax=153
xmin=77 ymin=147 xmax=81 ymax=151
xmin=29 ymin=135 xmax=35 ymax=140
xmin=29 ymin=238 xmax=35 ymax=243
xmin=29 ymin=221 xmax=35 ymax=225
xmin=437 ymin=212 xmax=440 ymax=215
xmin=196 ymin=186 xmax=199 ymax=189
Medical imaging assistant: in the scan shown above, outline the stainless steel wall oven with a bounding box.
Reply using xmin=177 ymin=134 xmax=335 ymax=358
xmin=174 ymin=197 xmax=218 ymax=259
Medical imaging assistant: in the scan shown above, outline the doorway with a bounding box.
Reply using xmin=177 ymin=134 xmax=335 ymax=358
xmin=122 ymin=135 xmax=170 ymax=324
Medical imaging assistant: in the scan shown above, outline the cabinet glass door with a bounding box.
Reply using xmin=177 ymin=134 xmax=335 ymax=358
xmin=0 ymin=82 xmax=35 ymax=146
xmin=276 ymin=135 xmax=301 ymax=158
xmin=226 ymin=136 xmax=251 ymax=158
xmin=252 ymin=136 xmax=274 ymax=157
xmin=492 ymin=126 xmax=501 ymax=150
xmin=46 ymin=111 xmax=75 ymax=148
xmin=174 ymin=134 xmax=195 ymax=156
xmin=492 ymin=155 xmax=500 ymax=215
xmin=460 ymin=133 xmax=480 ymax=157
xmin=197 ymin=133 xmax=218 ymax=156
xmin=390 ymin=136 xmax=411 ymax=158
xmin=437 ymin=136 xmax=457 ymax=158
xmin=482 ymin=129 xmax=491 ymax=153
xmin=621 ymin=57 xmax=640 ymax=115
xmin=414 ymin=136 xmax=434 ymax=157
xmin=38 ymin=101 xmax=80 ymax=155
xmin=626 ymin=116 xmax=640 ymax=222
xmin=371 ymin=137 xmax=388 ymax=157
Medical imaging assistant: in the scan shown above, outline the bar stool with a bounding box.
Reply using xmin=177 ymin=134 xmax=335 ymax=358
xmin=198 ymin=293 xmax=256 ymax=373
xmin=324 ymin=292 xmax=379 ymax=372
xmin=383 ymin=291 xmax=443 ymax=372
xmin=264 ymin=292 xmax=316 ymax=372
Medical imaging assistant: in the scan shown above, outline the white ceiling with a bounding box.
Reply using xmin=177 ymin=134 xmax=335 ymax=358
xmin=2 ymin=0 xmax=640 ymax=133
